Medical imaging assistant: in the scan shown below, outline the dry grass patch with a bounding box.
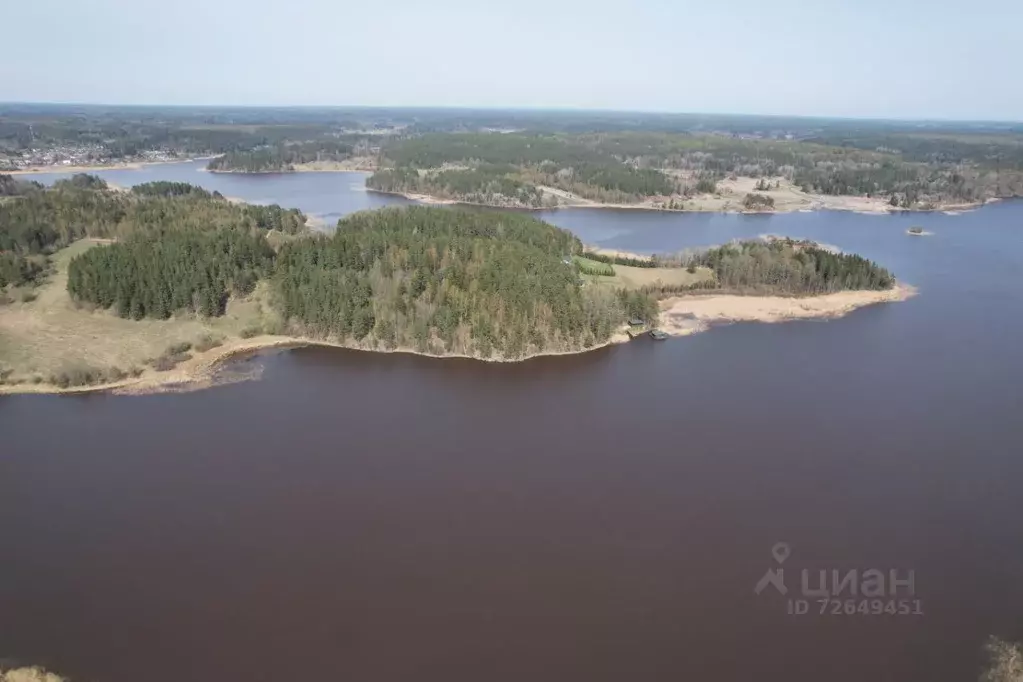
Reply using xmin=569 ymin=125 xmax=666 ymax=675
xmin=0 ymin=240 xmax=278 ymax=388
xmin=982 ymin=637 xmax=1023 ymax=682
xmin=1 ymin=668 xmax=64 ymax=682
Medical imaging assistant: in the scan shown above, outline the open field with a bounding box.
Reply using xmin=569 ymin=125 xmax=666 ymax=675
xmin=291 ymin=157 xmax=378 ymax=172
xmin=573 ymin=255 xmax=615 ymax=276
xmin=582 ymin=263 xmax=716 ymax=290
xmin=0 ymin=240 xmax=280 ymax=389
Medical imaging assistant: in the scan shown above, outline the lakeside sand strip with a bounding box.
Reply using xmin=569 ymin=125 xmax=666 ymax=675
xmin=369 ymin=173 xmax=988 ymax=215
xmin=205 ymin=159 xmax=378 ymax=174
xmin=7 ymin=157 xmax=217 ymax=175
xmin=0 ymin=331 xmax=634 ymax=397
xmin=2 ymin=284 xmax=914 ymax=397
xmin=658 ymin=284 xmax=917 ymax=337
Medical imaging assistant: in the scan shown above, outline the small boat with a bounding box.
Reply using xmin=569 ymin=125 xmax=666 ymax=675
xmin=649 ymin=329 xmax=669 ymax=340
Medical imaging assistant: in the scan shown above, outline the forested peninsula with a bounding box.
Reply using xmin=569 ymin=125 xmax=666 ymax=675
xmin=0 ymin=174 xmax=905 ymax=394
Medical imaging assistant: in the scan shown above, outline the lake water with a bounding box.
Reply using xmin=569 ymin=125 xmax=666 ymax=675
xmin=3 ymin=163 xmax=1023 ymax=682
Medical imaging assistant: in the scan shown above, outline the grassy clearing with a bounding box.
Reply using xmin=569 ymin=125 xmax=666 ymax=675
xmin=582 ymin=263 xmax=716 ymax=290
xmin=0 ymin=239 xmax=281 ymax=388
xmin=573 ymin=255 xmax=615 ymax=276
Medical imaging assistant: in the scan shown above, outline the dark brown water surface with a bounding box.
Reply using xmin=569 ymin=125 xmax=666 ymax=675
xmin=4 ymin=167 xmax=1023 ymax=682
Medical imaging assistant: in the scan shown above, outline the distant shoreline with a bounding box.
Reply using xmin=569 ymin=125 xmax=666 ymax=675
xmin=4 ymin=162 xmax=988 ymax=215
xmin=206 ymin=158 xmax=378 ymax=174
xmin=6 ymin=156 xmax=217 ymax=175
xmin=365 ymin=187 xmax=986 ymax=216
xmin=0 ymin=332 xmax=632 ymax=397
xmin=206 ymin=167 xmax=375 ymax=175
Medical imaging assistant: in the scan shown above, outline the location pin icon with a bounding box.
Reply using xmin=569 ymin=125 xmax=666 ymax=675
xmin=772 ymin=542 xmax=791 ymax=564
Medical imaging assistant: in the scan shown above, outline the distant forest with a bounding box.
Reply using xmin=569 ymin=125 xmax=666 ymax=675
xmin=207 ymin=140 xmax=358 ymax=172
xmin=368 ymin=131 xmax=1023 ymax=208
xmin=368 ymin=133 xmax=678 ymax=207
xmin=368 ymin=165 xmax=551 ymax=208
xmin=4 ymin=104 xmax=1022 ymax=208
xmin=0 ymin=174 xmax=304 ymax=288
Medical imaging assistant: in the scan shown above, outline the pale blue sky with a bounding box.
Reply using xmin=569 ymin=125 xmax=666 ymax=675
xmin=3 ymin=0 xmax=1019 ymax=120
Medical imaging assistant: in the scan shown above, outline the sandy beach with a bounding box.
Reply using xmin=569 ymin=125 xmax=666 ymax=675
xmin=0 ymin=331 xmax=633 ymax=397
xmin=658 ymin=284 xmax=917 ymax=336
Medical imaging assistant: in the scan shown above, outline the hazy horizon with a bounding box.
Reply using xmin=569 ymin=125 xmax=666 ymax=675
xmin=3 ymin=100 xmax=1022 ymax=125
xmin=3 ymin=0 xmax=1020 ymax=121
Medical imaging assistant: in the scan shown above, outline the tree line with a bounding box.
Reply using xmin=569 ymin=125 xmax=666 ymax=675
xmin=207 ymin=140 xmax=356 ymax=172
xmin=367 ymin=164 xmax=551 ymax=208
xmin=0 ymin=176 xmax=306 ymax=289
xmin=580 ymin=250 xmax=657 ymax=268
xmin=273 ymin=207 xmax=639 ymax=357
xmin=68 ymin=227 xmax=274 ymax=318
xmin=0 ymin=176 xmax=306 ymax=255
xmin=576 ymin=131 xmax=1023 ymax=207
xmin=679 ymin=240 xmax=895 ymax=294
xmin=370 ymin=133 xmax=677 ymax=206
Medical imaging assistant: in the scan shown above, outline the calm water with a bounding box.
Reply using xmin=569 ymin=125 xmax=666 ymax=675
xmin=3 ymin=165 xmax=1023 ymax=682
xmin=20 ymin=160 xmax=413 ymax=228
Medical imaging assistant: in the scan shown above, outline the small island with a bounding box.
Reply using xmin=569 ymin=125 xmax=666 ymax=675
xmin=0 ymin=174 xmax=910 ymax=395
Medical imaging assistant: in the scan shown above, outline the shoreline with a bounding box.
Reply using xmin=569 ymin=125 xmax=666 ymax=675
xmin=365 ymin=188 xmax=986 ymax=216
xmin=4 ymin=162 xmax=990 ymax=215
xmin=6 ymin=156 xmax=216 ymax=175
xmin=205 ymin=158 xmax=379 ymax=174
xmin=658 ymin=283 xmax=917 ymax=336
xmin=1 ymin=283 xmax=915 ymax=397
xmin=0 ymin=332 xmax=631 ymax=397
xmin=206 ymin=167 xmax=376 ymax=175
